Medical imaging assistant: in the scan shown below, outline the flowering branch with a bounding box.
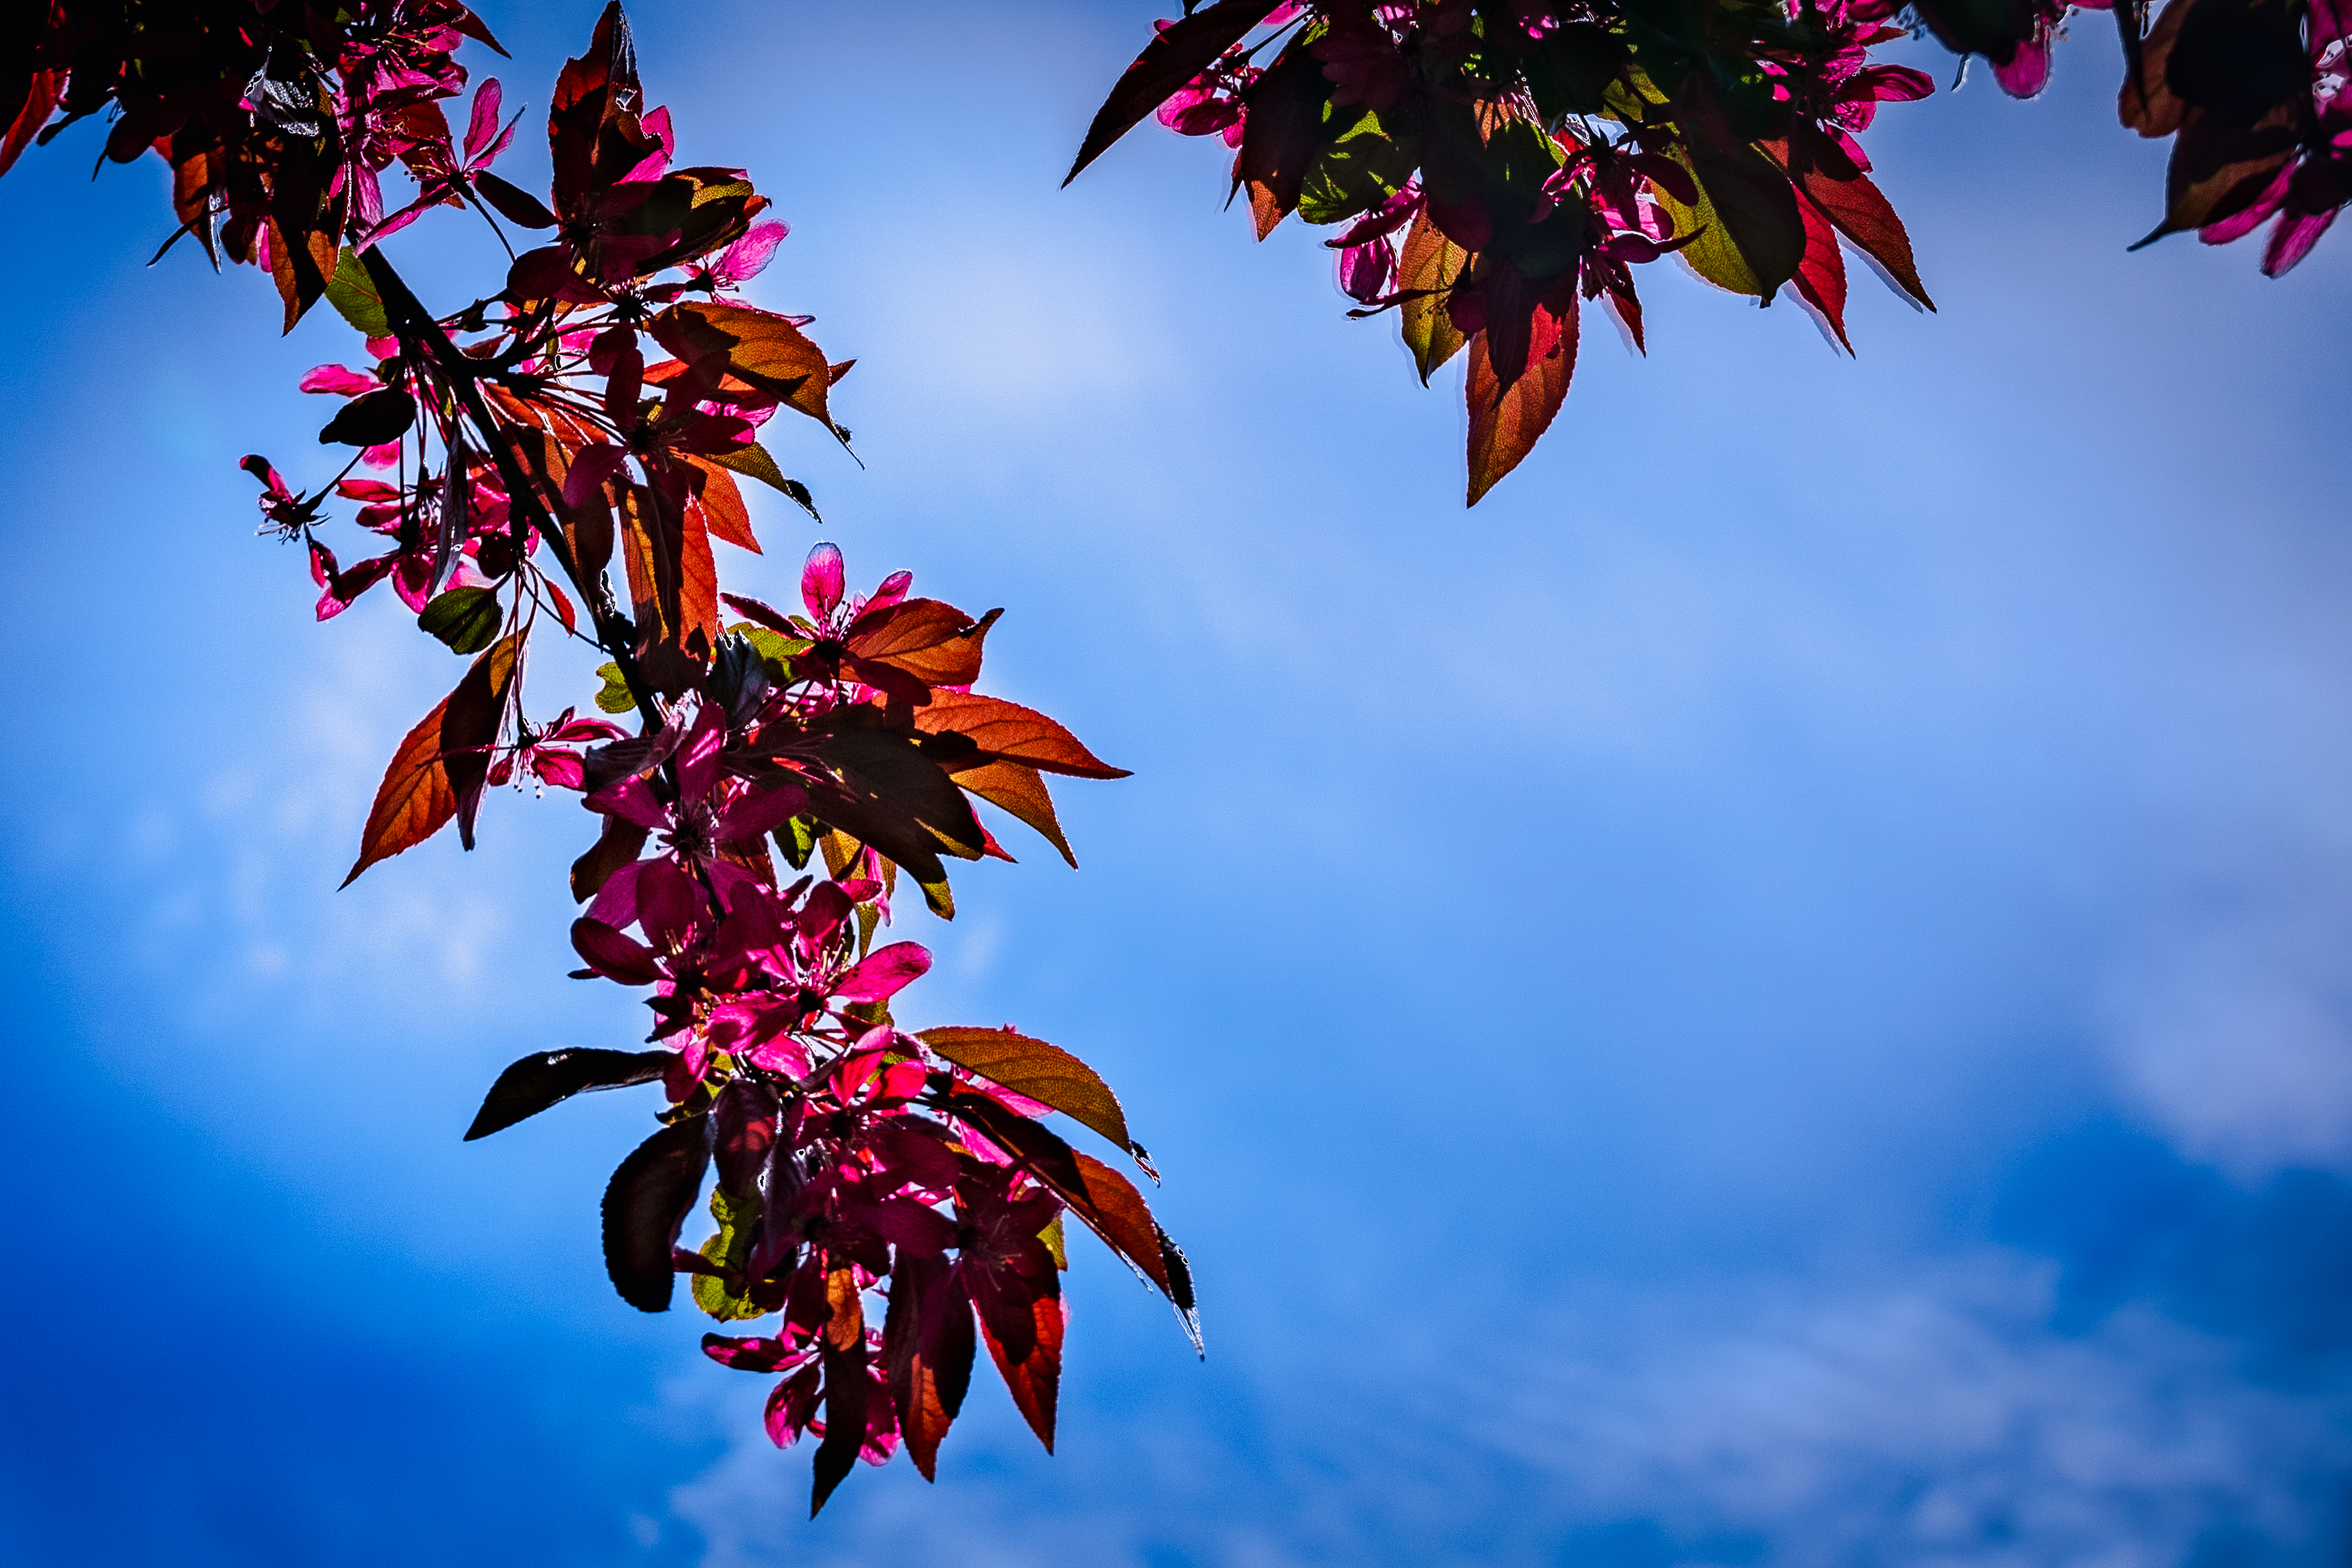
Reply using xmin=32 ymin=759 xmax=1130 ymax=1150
xmin=2 ymin=0 xmax=1192 ymax=1516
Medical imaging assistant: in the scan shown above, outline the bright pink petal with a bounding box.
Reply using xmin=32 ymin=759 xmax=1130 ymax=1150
xmin=796 ymin=881 xmax=855 ymax=960
xmin=586 ymin=774 xmax=668 ymax=832
xmin=561 ymin=443 xmax=628 ymax=510
xmin=586 ymin=857 xmax=647 ymax=928
xmin=715 ymin=220 xmax=788 ymax=285
xmin=571 ymin=917 xmax=663 ymax=985
xmin=832 ymin=941 xmax=932 ymax=1003
xmin=745 ymin=1037 xmax=812 ymax=1077
xmin=2264 ymin=205 xmax=2337 ymax=276
xmin=621 ymin=105 xmax=674 ymax=183
xmin=300 ymin=365 xmax=378 ymax=397
xmin=801 ymin=542 xmax=845 ymax=621
xmin=864 ymin=569 xmax=913 ymax=615
xmin=636 ymin=857 xmax=706 ymax=953
xmin=676 ymin=702 xmax=728 ymax=806
xmin=1989 ymin=38 xmax=2052 ymax=97
xmin=463 ymin=78 xmax=503 ymax=162
xmin=715 ymin=779 xmax=808 ymax=841
xmin=530 ymin=751 xmax=586 ymax=790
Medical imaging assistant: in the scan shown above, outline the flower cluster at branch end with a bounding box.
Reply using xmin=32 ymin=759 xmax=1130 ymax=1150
xmin=1064 ymin=0 xmax=2349 ymax=503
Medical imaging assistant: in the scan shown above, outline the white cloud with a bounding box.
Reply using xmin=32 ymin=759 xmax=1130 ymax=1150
xmin=658 ymin=1258 xmax=2351 ymax=1568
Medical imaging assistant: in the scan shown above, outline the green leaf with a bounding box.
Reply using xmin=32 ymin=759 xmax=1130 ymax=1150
xmin=1039 ymin=1212 xmax=1068 ymax=1270
xmin=691 ymin=1186 xmax=767 ymax=1322
xmin=325 ymin=247 xmax=390 ymax=337
xmin=727 ymin=621 xmax=810 ymax=683
xmin=418 ymin=586 xmax=504 ymax=654
xmin=1297 ymin=109 xmax=1415 ymax=226
xmin=593 ymin=661 xmax=636 ymax=714
xmin=775 ymin=813 xmax=817 ymax=870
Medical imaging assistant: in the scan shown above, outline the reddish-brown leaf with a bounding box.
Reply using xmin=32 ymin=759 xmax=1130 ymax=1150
xmin=600 ymin=1113 xmax=712 ymax=1313
xmin=919 ymin=1027 xmax=1135 ymax=1156
xmin=619 ymin=482 xmax=714 ymax=657
xmin=504 ymin=422 xmax=611 ymax=580
xmin=0 ymin=69 xmax=63 ymax=179
xmin=2121 ymin=0 xmax=2193 ymax=135
xmin=1465 ymin=305 xmax=1576 ymax=506
xmin=843 ymin=600 xmax=1001 ymax=688
xmin=947 ymin=759 xmax=1075 ymax=867
xmin=911 ymin=692 xmax=1130 ymax=780
xmin=810 ymin=1283 xmax=871 ymax=1516
xmin=975 ymin=1280 xmax=1062 ymax=1453
xmin=342 ymin=632 xmax=520 ymax=887
xmin=1236 ymin=39 xmax=1338 ymax=239
xmin=1772 ymin=125 xmax=1934 ymax=313
xmin=650 ymin=301 xmax=837 ymax=432
xmin=944 ymin=1096 xmax=1193 ymax=1335
xmin=680 ymin=496 xmax=720 ymax=655
xmin=571 ymin=815 xmax=649 ymax=902
xmin=684 ymin=456 xmax=760 ymax=553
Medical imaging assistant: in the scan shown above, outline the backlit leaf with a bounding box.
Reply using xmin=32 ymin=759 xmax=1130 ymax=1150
xmin=884 ymin=1252 xmax=973 ymax=1481
xmin=342 ymin=632 xmax=520 ymax=886
xmin=418 ymin=586 xmax=504 ymax=654
xmin=919 ymin=1027 xmax=1137 ymax=1158
xmin=1466 ymin=302 xmax=1576 ymax=506
xmin=947 ymin=759 xmax=1075 ymax=867
xmin=910 ymin=692 xmax=1128 ymax=780
xmin=650 ymin=301 xmax=838 ymax=433
xmin=683 ymin=457 xmax=759 ymax=554
xmin=1397 ymin=208 xmax=1470 ymax=384
xmin=323 ymin=246 xmax=389 ymax=337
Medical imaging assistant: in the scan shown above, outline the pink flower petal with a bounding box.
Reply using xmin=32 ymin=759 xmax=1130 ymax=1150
xmin=636 ymin=857 xmax=706 ymax=953
xmin=586 ymin=857 xmax=647 ymax=928
xmin=676 ymin=702 xmax=728 ymax=806
xmin=716 ymin=220 xmax=788 ymax=285
xmin=715 ymin=779 xmax=808 ymax=842
xmin=586 ymin=774 xmax=667 ymax=832
xmin=300 ymin=365 xmax=379 ymax=397
xmin=463 ymin=78 xmax=503 ymax=162
xmin=561 ymin=443 xmax=628 ymax=510
xmin=832 ymin=941 xmax=932 ymax=1003
xmin=571 ymin=917 xmax=663 ymax=985
xmin=801 ymin=542 xmax=846 ymax=621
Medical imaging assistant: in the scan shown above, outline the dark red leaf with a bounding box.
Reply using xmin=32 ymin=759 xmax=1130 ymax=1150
xmin=810 ymin=1271 xmax=870 ymax=1515
xmin=464 ymin=1047 xmax=672 ymax=1141
xmin=602 ymin=1116 xmax=712 ymax=1312
xmin=884 ymin=1251 xmax=974 ymax=1480
xmin=1065 ymin=0 xmax=1292 ymax=186
xmin=474 ymin=170 xmax=558 ymax=228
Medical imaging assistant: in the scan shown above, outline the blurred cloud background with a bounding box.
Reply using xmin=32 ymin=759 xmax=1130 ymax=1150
xmin=4 ymin=3 xmax=2351 ymax=1564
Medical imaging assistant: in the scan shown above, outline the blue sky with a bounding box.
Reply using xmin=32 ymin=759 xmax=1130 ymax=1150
xmin=4 ymin=4 xmax=2351 ymax=1564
